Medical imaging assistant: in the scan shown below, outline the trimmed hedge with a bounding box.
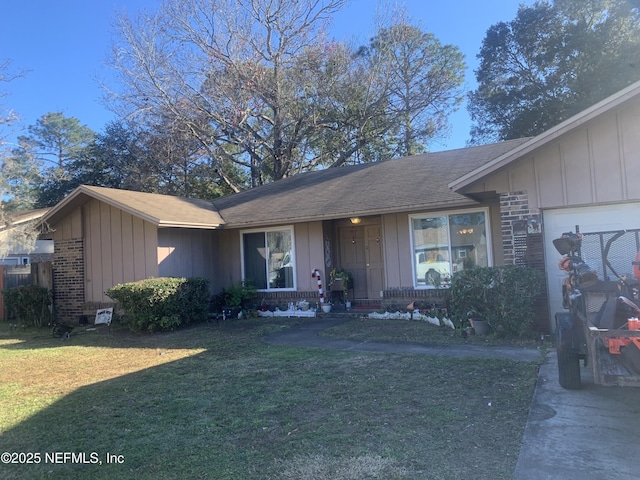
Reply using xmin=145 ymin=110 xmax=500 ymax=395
xmin=450 ymin=265 xmax=543 ymax=338
xmin=106 ymin=277 xmax=210 ymax=332
xmin=2 ymin=285 xmax=51 ymax=327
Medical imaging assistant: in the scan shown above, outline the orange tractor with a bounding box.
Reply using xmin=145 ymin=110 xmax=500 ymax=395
xmin=554 ymin=227 xmax=640 ymax=389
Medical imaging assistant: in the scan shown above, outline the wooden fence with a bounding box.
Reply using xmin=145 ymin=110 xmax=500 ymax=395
xmin=1 ymin=265 xmax=31 ymax=320
xmin=32 ymin=261 xmax=53 ymax=290
xmin=0 ymin=262 xmax=52 ymax=320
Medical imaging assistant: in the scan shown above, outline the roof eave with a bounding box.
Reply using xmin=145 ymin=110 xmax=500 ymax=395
xmin=40 ymin=186 xmax=90 ymax=226
xmin=219 ymin=199 xmax=479 ymax=229
xmin=158 ymin=222 xmax=222 ymax=229
xmin=1 ymin=211 xmax=49 ymax=233
xmin=43 ymin=194 xmax=162 ymax=228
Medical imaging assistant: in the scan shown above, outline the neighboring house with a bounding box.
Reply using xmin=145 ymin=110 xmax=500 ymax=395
xmin=0 ymin=208 xmax=53 ymax=320
xmin=0 ymin=208 xmax=53 ymax=265
xmin=39 ymin=80 xmax=640 ymax=332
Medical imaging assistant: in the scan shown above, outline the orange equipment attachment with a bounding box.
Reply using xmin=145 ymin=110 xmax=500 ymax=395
xmin=605 ymin=316 xmax=640 ymax=354
xmin=604 ymin=298 xmax=640 ymax=355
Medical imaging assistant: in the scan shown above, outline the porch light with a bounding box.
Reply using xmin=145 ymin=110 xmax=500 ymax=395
xmin=350 ymin=217 xmax=362 ymax=224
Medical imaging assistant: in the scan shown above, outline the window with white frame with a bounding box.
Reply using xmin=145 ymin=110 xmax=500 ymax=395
xmin=410 ymin=209 xmax=490 ymax=288
xmin=242 ymin=227 xmax=295 ymax=290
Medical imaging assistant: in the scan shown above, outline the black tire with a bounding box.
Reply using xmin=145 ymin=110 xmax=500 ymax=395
xmin=52 ymin=324 xmax=72 ymax=339
xmin=556 ymin=312 xmax=582 ymax=390
xmin=51 ymin=325 xmax=61 ymax=338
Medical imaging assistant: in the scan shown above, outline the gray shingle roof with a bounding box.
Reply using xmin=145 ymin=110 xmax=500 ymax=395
xmin=213 ymin=138 xmax=530 ymax=228
xmin=42 ymin=138 xmax=529 ymax=230
xmin=43 ymin=185 xmax=224 ymax=229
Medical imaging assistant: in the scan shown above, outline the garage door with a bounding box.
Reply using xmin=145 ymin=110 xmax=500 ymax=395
xmin=543 ymin=202 xmax=640 ymax=327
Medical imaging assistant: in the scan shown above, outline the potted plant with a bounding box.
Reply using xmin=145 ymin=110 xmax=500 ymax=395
xmin=219 ymin=281 xmax=257 ymax=318
xmin=469 ymin=315 xmax=490 ymax=335
xmin=330 ymin=268 xmax=353 ymax=304
xmin=321 ymin=302 xmax=332 ymax=313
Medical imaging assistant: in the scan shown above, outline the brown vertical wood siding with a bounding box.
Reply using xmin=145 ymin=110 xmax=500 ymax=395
xmin=293 ymin=222 xmax=324 ymax=292
xmin=82 ymin=199 xmax=158 ymax=302
xmin=462 ymin=98 xmax=640 ymax=209
xmin=157 ymin=228 xmax=218 ymax=290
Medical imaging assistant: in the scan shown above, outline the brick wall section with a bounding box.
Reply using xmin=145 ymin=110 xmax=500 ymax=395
xmin=29 ymin=253 xmax=54 ymax=263
xmin=499 ymin=191 xmax=550 ymax=333
xmin=53 ymin=238 xmax=85 ymax=323
xmin=250 ymin=289 xmax=449 ymax=311
xmin=258 ymin=290 xmax=322 ymax=307
xmin=383 ymin=288 xmax=449 ymax=309
xmin=499 ymin=191 xmax=541 ymax=265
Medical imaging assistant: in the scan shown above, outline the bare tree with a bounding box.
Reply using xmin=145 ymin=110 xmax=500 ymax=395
xmin=0 ymin=60 xmax=41 ymax=259
xmin=0 ymin=60 xmax=21 ymax=132
xmin=0 ymin=60 xmax=25 ymax=205
xmin=106 ymin=0 xmax=467 ymax=189
xmin=107 ymin=0 xmax=353 ymax=190
xmin=0 ymin=62 xmax=43 ymax=216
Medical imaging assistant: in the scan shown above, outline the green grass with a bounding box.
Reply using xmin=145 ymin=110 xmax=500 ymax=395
xmin=322 ymin=316 xmax=551 ymax=347
xmin=0 ymin=318 xmax=540 ymax=480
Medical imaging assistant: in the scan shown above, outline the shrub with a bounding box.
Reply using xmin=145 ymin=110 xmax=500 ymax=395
xmin=450 ymin=265 xmax=543 ymax=338
xmin=2 ymin=285 xmax=51 ymax=327
xmin=106 ymin=277 xmax=210 ymax=332
xmin=212 ymin=281 xmax=258 ymax=311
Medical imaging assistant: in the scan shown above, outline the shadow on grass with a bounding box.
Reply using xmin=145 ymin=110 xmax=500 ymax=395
xmin=0 ymin=317 xmax=304 ymax=352
xmin=1 ymin=350 xmax=254 ymax=480
xmin=0 ymin=317 xmax=540 ymax=480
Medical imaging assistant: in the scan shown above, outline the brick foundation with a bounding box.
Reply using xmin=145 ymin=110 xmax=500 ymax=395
xmin=253 ymin=289 xmax=450 ymax=310
xmin=382 ymin=288 xmax=449 ymax=309
xmin=53 ymin=238 xmax=85 ymax=323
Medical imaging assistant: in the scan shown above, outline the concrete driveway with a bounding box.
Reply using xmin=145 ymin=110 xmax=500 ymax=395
xmin=514 ymin=352 xmax=640 ymax=479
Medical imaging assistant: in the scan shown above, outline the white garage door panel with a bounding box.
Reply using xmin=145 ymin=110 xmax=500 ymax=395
xmin=543 ymin=203 xmax=640 ymax=326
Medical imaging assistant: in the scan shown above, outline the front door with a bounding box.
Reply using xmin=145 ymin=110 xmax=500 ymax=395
xmin=365 ymin=225 xmax=384 ymax=299
xmin=338 ymin=223 xmax=384 ymax=299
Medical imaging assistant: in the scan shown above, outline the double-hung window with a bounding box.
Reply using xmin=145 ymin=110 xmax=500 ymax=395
xmin=410 ymin=209 xmax=490 ymax=288
xmin=241 ymin=227 xmax=295 ymax=290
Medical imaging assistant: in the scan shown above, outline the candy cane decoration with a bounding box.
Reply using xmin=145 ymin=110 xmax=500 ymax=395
xmin=311 ymin=268 xmax=325 ymax=304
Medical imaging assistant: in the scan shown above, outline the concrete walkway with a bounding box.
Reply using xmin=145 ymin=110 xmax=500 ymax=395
xmin=262 ymin=316 xmax=543 ymax=361
xmin=263 ymin=316 xmax=640 ymax=480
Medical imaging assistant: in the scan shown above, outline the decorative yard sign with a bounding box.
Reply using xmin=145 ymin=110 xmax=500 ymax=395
xmin=95 ymin=308 xmax=113 ymax=325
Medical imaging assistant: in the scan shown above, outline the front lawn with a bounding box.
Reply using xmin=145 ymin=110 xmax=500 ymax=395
xmin=0 ymin=318 xmax=539 ymax=480
xmin=322 ymin=316 xmax=549 ymax=347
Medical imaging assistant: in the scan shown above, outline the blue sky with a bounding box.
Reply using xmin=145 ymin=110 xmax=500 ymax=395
xmin=1 ymin=0 xmax=532 ymax=152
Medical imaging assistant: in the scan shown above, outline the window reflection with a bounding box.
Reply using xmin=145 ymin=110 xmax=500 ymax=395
xmin=412 ymin=211 xmax=488 ymax=287
xmin=242 ymin=228 xmax=294 ymax=290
